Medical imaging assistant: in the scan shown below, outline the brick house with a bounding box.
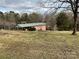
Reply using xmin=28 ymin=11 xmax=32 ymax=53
xmin=16 ymin=23 xmax=46 ymax=31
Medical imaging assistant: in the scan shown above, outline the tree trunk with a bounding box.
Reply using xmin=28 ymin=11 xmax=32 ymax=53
xmin=72 ymin=13 xmax=77 ymax=35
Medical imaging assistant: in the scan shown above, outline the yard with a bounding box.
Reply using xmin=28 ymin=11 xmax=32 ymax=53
xmin=0 ymin=30 xmax=79 ymax=59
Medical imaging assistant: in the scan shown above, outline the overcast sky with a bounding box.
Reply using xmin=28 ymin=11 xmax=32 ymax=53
xmin=0 ymin=0 xmax=70 ymax=14
xmin=0 ymin=0 xmax=49 ymax=13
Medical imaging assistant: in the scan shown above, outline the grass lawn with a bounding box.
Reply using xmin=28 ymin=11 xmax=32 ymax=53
xmin=0 ymin=30 xmax=79 ymax=59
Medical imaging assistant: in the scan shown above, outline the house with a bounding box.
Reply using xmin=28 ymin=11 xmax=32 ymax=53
xmin=16 ymin=23 xmax=47 ymax=31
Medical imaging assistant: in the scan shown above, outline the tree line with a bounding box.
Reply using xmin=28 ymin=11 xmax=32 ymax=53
xmin=45 ymin=12 xmax=78 ymax=31
xmin=0 ymin=11 xmax=43 ymax=24
xmin=0 ymin=11 xmax=78 ymax=31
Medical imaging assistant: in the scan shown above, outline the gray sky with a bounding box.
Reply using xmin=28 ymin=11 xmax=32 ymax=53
xmin=0 ymin=0 xmax=49 ymax=13
xmin=0 ymin=0 xmax=70 ymax=14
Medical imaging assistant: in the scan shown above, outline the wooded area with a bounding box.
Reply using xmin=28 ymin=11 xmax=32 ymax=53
xmin=40 ymin=0 xmax=79 ymax=35
xmin=0 ymin=11 xmax=78 ymax=31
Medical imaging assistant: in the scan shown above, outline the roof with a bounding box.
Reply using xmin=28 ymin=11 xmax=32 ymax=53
xmin=16 ymin=23 xmax=46 ymax=28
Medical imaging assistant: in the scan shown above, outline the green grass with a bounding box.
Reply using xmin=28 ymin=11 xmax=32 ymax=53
xmin=0 ymin=30 xmax=79 ymax=59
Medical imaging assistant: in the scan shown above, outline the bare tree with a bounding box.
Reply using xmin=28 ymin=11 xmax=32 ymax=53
xmin=39 ymin=0 xmax=79 ymax=35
